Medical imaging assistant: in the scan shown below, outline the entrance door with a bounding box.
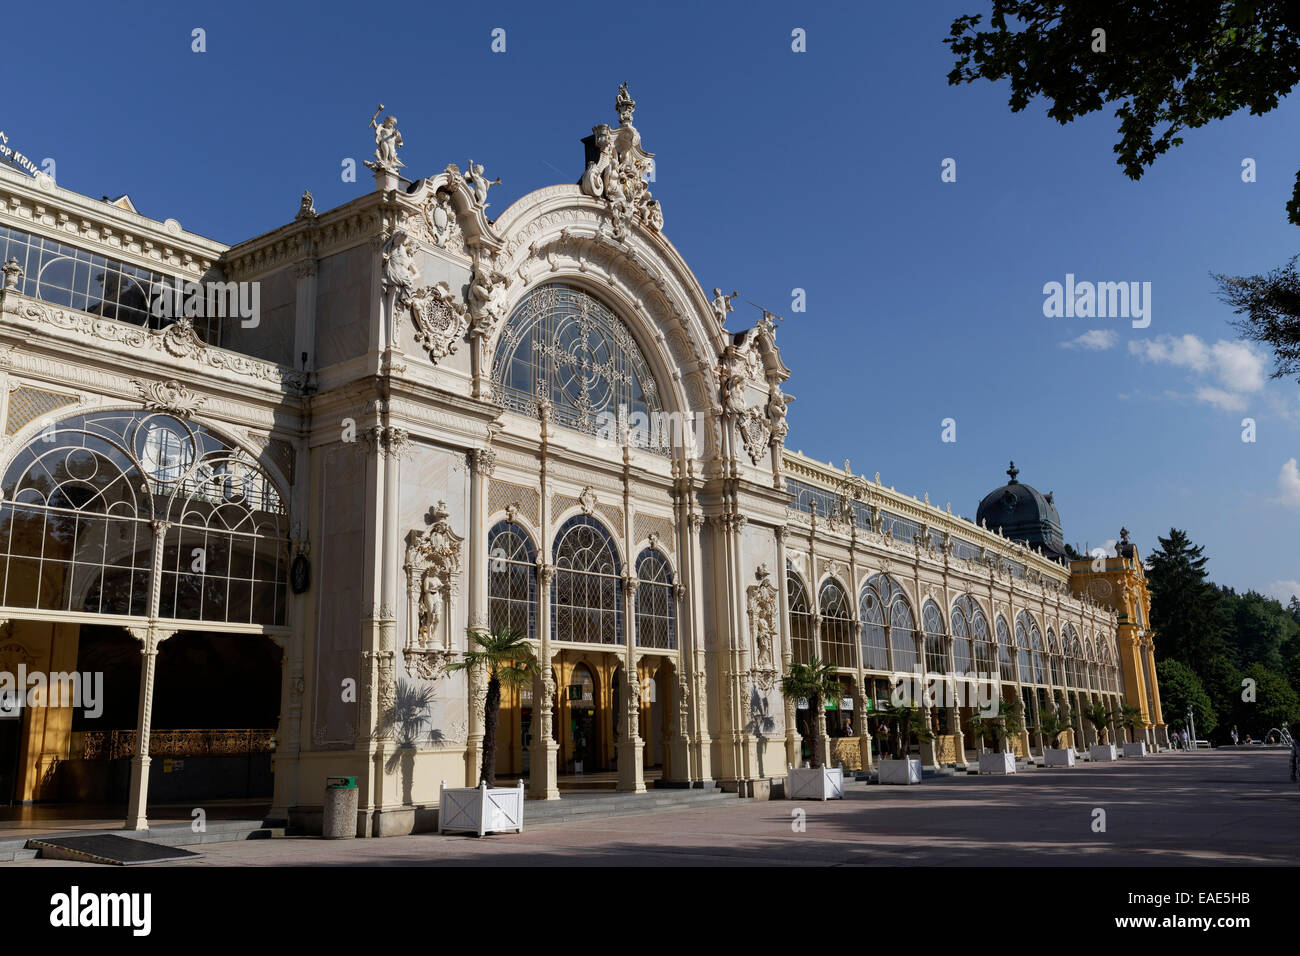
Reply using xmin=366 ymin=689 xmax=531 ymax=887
xmin=0 ymin=716 xmax=21 ymax=806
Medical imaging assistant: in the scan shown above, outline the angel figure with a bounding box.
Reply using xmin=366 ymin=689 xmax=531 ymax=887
xmin=711 ymin=288 xmax=738 ymax=328
xmin=464 ymin=159 xmax=501 ymax=208
xmin=369 ymin=109 xmax=404 ymax=170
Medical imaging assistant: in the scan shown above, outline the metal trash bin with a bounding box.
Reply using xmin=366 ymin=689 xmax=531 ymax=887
xmin=323 ymin=776 xmax=358 ymax=839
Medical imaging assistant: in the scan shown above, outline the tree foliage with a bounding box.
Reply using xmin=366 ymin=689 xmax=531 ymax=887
xmin=1156 ymin=658 xmax=1217 ymax=735
xmin=1146 ymin=528 xmax=1227 ymax=665
xmin=946 ymin=2 xmax=1300 ymax=219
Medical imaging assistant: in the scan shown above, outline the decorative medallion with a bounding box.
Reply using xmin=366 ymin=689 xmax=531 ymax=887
xmin=132 ymin=379 xmax=206 ymax=417
xmin=405 ymin=282 xmax=468 ymax=363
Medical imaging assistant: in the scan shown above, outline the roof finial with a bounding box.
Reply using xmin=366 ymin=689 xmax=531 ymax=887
xmin=1006 ymin=460 xmax=1019 ymax=484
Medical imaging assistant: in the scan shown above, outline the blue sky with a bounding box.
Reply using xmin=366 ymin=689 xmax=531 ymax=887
xmin=8 ymin=1 xmax=1300 ymax=597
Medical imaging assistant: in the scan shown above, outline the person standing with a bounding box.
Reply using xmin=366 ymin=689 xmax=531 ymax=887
xmin=1231 ymin=725 xmax=1239 ymax=746
xmin=1290 ymin=723 xmax=1299 ymax=784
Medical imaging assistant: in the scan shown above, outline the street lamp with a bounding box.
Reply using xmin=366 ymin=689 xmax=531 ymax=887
xmin=1185 ymin=705 xmax=1197 ymax=751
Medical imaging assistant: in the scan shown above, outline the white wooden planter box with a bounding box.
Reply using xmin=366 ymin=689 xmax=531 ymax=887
xmin=438 ymin=780 xmax=525 ymax=836
xmin=979 ymin=752 xmax=1017 ymax=774
xmin=1090 ymin=744 xmax=1118 ymax=762
xmin=1043 ymin=747 xmax=1075 ymax=767
xmin=786 ymin=766 xmax=844 ymax=800
xmin=1122 ymin=742 xmax=1147 ymax=757
xmin=877 ymin=758 xmax=922 ymax=785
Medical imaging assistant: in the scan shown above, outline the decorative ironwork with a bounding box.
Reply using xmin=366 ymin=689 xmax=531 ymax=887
xmin=81 ymin=728 xmax=276 ymax=759
xmin=492 ymin=284 xmax=663 ymax=447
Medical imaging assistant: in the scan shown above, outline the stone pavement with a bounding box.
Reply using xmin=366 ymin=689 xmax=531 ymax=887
xmin=9 ymin=750 xmax=1298 ymax=867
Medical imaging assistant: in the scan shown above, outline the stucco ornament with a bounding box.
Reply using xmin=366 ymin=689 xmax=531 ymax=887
xmin=366 ymin=106 xmax=404 ymax=172
xmin=463 ymin=159 xmax=501 ymax=209
xmin=579 ymin=83 xmax=663 ymax=239
xmin=404 ymin=282 xmax=468 ymax=363
xmin=746 ymin=563 xmax=778 ymax=671
xmin=382 ymin=225 xmax=420 ymax=307
xmin=132 ymin=379 xmax=206 ymax=417
xmin=403 ymin=502 xmax=463 ymax=680
xmin=418 ymin=188 xmax=463 ymax=251
xmin=738 ymin=406 xmax=771 ymax=464
xmin=467 ymin=254 xmax=511 ymax=339
xmin=711 ymin=288 xmax=738 ymax=329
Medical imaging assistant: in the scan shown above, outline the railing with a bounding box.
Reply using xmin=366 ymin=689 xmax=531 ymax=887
xmin=80 ymin=728 xmax=276 ymax=760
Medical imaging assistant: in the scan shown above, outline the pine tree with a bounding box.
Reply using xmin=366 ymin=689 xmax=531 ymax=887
xmin=1146 ymin=528 xmax=1226 ymax=666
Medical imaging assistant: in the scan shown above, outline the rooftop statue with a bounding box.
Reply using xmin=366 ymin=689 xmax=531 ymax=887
xmin=366 ymin=105 xmax=404 ymax=172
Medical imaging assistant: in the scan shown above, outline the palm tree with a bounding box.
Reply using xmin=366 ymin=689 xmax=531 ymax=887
xmin=992 ymin=698 xmax=1024 ymax=754
xmin=779 ymin=657 xmax=839 ymax=769
xmin=1083 ymin=700 xmax=1115 ymax=746
xmin=879 ymin=700 xmax=933 ymax=761
xmin=1038 ymin=711 xmax=1069 ymax=750
xmin=447 ymin=626 xmax=538 ymax=786
xmin=1117 ymin=704 xmax=1144 ymax=743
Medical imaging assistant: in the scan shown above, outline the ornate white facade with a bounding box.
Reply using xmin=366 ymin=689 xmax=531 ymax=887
xmin=0 ymin=88 xmax=1161 ymax=835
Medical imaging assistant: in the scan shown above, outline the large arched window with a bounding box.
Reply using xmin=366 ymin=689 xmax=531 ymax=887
xmin=635 ymin=549 xmax=675 ymax=650
xmin=922 ymin=600 xmax=947 ymax=675
xmin=818 ymin=578 xmax=854 ymax=669
xmin=858 ymin=578 xmax=889 ymax=672
xmin=865 ymin=574 xmax=916 ymax=674
xmin=1046 ymin=628 xmax=1062 ymax=685
xmin=1063 ymin=624 xmax=1081 ymax=687
xmin=488 ymin=521 xmax=536 ymax=639
xmin=0 ymin=410 xmax=287 ymax=626
xmin=788 ymin=568 xmax=813 ymax=664
xmin=1014 ymin=611 xmax=1036 ymax=684
xmin=491 ymin=284 xmax=664 ymax=444
xmin=552 ymin=515 xmax=621 ymax=645
xmin=951 ymin=594 xmax=987 ymax=676
xmin=996 ymin=616 xmax=1016 ymax=683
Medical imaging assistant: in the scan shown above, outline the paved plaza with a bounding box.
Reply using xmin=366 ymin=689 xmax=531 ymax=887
xmin=8 ymin=750 xmax=1296 ymax=867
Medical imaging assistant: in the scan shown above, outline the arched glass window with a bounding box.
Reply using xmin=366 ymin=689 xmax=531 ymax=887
xmin=1063 ymin=625 xmax=1081 ymax=687
xmin=1046 ymin=628 xmax=1062 ymax=685
xmin=950 ymin=595 xmax=975 ymax=675
xmin=864 ymin=574 xmax=916 ymax=674
xmin=488 ymin=521 xmax=536 ymax=639
xmin=818 ymin=578 xmax=854 ymax=669
xmin=996 ymin=616 xmax=1016 ymax=683
xmin=635 ymin=549 xmax=675 ymax=650
xmin=0 ymin=410 xmax=287 ymax=625
xmin=552 ymin=515 xmax=621 ymax=645
xmin=788 ymin=568 xmax=813 ymax=664
xmin=970 ymin=601 xmax=993 ymax=676
xmin=1014 ymin=611 xmax=1039 ymax=684
xmin=1030 ymin=622 xmax=1046 ymax=685
xmin=859 ymin=579 xmax=888 ymax=672
xmin=922 ymin=600 xmax=946 ymax=675
xmin=492 ymin=284 xmax=664 ymax=444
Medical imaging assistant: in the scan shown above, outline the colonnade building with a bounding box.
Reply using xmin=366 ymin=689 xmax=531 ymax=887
xmin=0 ymin=88 xmax=1165 ymax=834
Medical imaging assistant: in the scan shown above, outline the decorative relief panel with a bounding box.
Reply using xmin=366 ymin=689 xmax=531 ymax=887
xmin=5 ymin=385 xmax=79 ymax=436
xmin=402 ymin=501 xmax=463 ymax=680
xmin=488 ymin=479 xmax=541 ymax=527
xmin=633 ymin=513 xmax=675 ymax=554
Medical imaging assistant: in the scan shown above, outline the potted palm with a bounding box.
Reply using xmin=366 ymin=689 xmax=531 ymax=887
xmin=780 ymin=657 xmax=844 ymax=800
xmin=1084 ymin=700 xmax=1118 ymax=762
xmin=1040 ymin=710 xmax=1075 ymax=767
xmin=1118 ymin=704 xmax=1146 ymax=756
xmin=876 ymin=700 xmax=932 ymax=784
xmin=440 ymin=626 xmax=537 ymax=835
xmin=979 ymin=698 xmax=1022 ymax=774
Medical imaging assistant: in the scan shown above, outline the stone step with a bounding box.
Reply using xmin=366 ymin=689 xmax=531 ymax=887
xmin=523 ymin=790 xmax=735 ymax=824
